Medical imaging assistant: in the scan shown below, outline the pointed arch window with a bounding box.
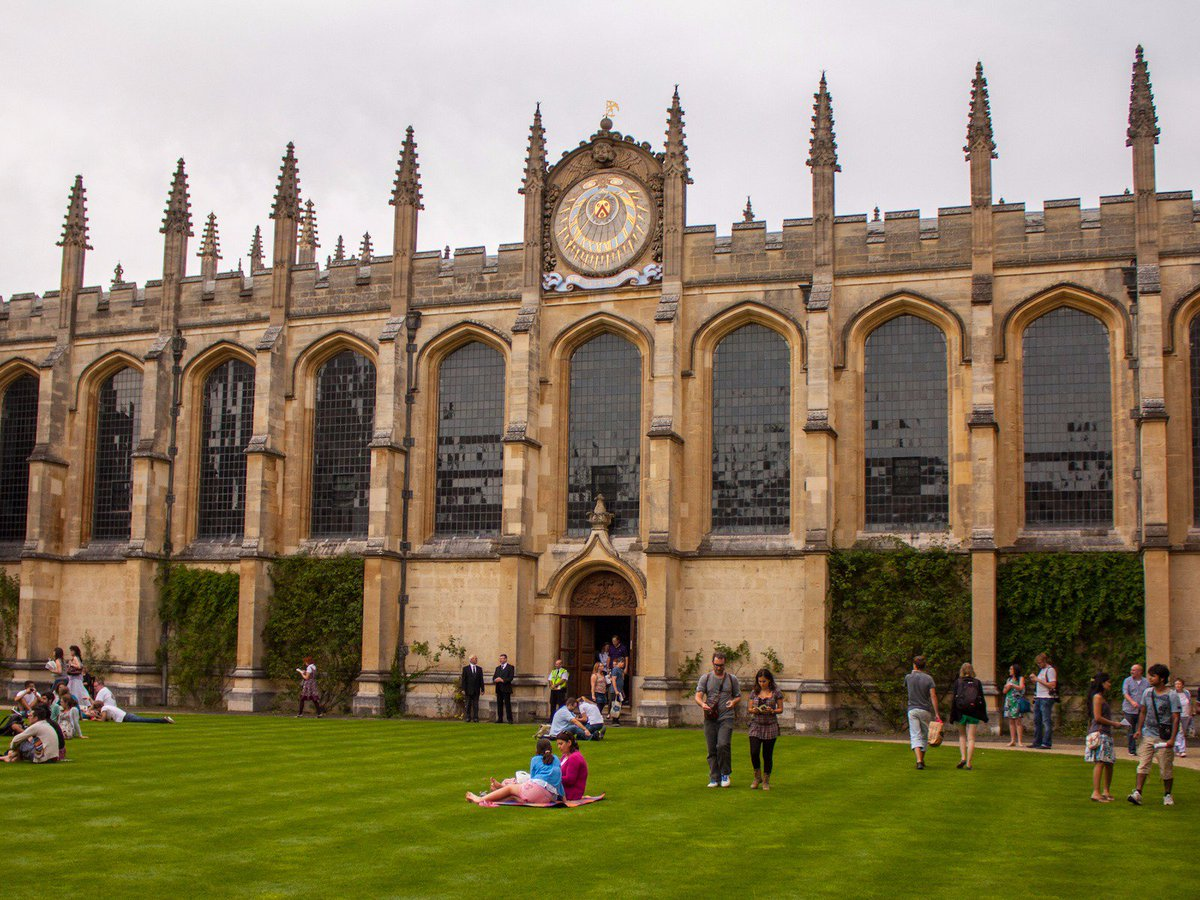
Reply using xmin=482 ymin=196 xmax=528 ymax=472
xmin=1191 ymin=314 xmax=1200 ymax=525
xmin=311 ymin=349 xmax=376 ymax=538
xmin=567 ymin=332 xmax=640 ymax=535
xmin=197 ymin=359 xmax=255 ymax=540
xmin=435 ymin=341 xmax=505 ymax=536
xmin=1022 ymin=307 xmax=1113 ymax=527
xmin=0 ymin=373 xmax=39 ymax=542
xmin=711 ymin=324 xmax=790 ymax=533
xmin=864 ymin=315 xmax=950 ymax=531
xmin=92 ymin=367 xmax=142 ymax=541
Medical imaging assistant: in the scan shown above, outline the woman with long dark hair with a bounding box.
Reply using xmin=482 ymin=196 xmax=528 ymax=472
xmin=1001 ymin=663 xmax=1026 ymax=747
xmin=1084 ymin=672 xmax=1124 ymax=801
xmin=47 ymin=647 xmax=67 ymax=691
xmin=467 ymin=738 xmax=563 ymax=806
xmin=66 ymin=645 xmax=88 ymax=704
xmin=557 ymin=732 xmax=589 ymax=801
xmin=748 ymin=667 xmax=783 ymax=790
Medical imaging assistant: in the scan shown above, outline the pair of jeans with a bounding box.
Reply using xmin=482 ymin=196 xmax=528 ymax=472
xmin=1123 ymin=710 xmax=1140 ymax=754
xmin=704 ymin=717 xmax=733 ymax=781
xmin=1033 ymin=698 xmax=1054 ymax=748
xmin=124 ymin=713 xmax=170 ymax=723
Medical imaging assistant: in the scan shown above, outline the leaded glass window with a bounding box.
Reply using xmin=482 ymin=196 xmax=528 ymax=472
xmin=1190 ymin=315 xmax=1200 ymax=525
xmin=197 ymin=359 xmax=255 ymax=540
xmin=1022 ymin=307 xmax=1112 ymax=527
xmin=92 ymin=367 xmax=142 ymax=541
xmin=864 ymin=315 xmax=949 ymax=531
xmin=0 ymin=374 xmax=38 ymax=542
xmin=711 ymin=324 xmax=790 ymax=533
xmin=435 ymin=341 xmax=504 ymax=536
xmin=310 ymin=349 xmax=375 ymax=537
xmin=567 ymin=333 xmax=640 ymax=535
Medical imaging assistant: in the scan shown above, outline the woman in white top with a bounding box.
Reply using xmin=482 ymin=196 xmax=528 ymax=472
xmin=1173 ymin=678 xmax=1193 ymax=757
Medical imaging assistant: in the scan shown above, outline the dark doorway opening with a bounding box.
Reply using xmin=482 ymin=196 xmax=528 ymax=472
xmin=558 ymin=614 xmax=635 ymax=709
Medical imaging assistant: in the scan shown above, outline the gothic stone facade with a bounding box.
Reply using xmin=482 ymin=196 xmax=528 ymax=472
xmin=2 ymin=53 xmax=1200 ymax=726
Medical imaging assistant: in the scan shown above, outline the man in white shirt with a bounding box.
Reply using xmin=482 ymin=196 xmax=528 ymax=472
xmin=14 ymin=681 xmax=41 ymax=717
xmin=93 ymin=701 xmax=173 ymax=724
xmin=1030 ymin=652 xmax=1058 ymax=749
xmin=91 ymin=677 xmax=115 ymax=709
xmin=577 ymin=697 xmax=606 ymax=740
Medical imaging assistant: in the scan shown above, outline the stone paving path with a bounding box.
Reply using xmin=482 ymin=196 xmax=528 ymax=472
xmin=825 ymin=731 xmax=1200 ymax=770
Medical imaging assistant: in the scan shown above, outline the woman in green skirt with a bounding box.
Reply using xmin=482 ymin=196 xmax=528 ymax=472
xmin=951 ymin=662 xmax=989 ymax=770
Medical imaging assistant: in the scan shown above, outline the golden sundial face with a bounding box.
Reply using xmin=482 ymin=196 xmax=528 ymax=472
xmin=552 ymin=172 xmax=652 ymax=277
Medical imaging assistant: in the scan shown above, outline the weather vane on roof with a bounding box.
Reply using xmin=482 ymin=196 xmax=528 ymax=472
xmin=605 ymin=100 xmax=620 ymax=118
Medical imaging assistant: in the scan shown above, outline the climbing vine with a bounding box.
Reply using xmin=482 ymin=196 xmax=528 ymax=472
xmin=996 ymin=552 xmax=1144 ymax=698
xmin=828 ymin=547 xmax=972 ymax=730
xmin=158 ymin=565 xmax=240 ymax=707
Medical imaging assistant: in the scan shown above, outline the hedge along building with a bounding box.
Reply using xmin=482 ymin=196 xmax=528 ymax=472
xmin=2 ymin=49 xmax=1199 ymax=725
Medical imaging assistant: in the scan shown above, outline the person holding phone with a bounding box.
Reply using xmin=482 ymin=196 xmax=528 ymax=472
xmin=1030 ymin=652 xmax=1057 ymax=749
xmin=296 ymin=656 xmax=323 ymax=718
xmin=694 ymin=652 xmax=741 ymax=788
xmin=748 ymin=667 xmax=783 ymax=790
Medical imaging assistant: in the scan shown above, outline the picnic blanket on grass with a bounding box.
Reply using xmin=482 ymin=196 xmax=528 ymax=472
xmin=483 ymin=793 xmax=606 ymax=808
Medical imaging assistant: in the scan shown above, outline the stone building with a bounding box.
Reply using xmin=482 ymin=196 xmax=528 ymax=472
xmin=2 ymin=49 xmax=1198 ymax=726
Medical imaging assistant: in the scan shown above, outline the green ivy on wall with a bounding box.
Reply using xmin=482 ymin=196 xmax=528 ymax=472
xmin=996 ymin=552 xmax=1144 ymax=698
xmin=0 ymin=571 xmax=19 ymax=681
xmin=829 ymin=547 xmax=972 ymax=730
xmin=262 ymin=555 xmax=364 ymax=713
xmin=158 ymin=565 xmax=239 ymax=707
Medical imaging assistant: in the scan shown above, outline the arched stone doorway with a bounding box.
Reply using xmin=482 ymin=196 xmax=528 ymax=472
xmin=559 ymin=570 xmax=638 ymax=712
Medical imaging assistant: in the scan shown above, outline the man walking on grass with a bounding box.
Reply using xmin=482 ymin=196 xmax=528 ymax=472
xmin=695 ymin=652 xmax=741 ymax=787
xmin=1121 ymin=663 xmax=1148 ymax=756
xmin=1128 ymin=663 xmax=1181 ymax=807
xmin=905 ymin=655 xmax=941 ymax=770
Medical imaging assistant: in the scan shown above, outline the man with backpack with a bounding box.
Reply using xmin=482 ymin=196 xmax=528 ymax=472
xmin=695 ymin=652 xmax=741 ymax=787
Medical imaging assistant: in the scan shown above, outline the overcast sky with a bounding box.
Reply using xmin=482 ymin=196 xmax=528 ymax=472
xmin=1 ymin=1 xmax=1197 ymax=297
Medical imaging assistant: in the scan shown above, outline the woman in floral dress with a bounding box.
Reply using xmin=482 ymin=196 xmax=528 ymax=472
xmin=1001 ymin=663 xmax=1026 ymax=747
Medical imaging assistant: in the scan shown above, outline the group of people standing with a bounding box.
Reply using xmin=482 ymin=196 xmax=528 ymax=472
xmin=904 ymin=651 xmax=1196 ymax=807
xmin=458 ymin=653 xmax=515 ymax=723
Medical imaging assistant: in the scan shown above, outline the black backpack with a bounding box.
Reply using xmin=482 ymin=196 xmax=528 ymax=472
xmin=959 ymin=678 xmax=981 ymax=709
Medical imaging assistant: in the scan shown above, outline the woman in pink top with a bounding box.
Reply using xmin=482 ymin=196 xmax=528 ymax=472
xmin=556 ymin=732 xmax=588 ymax=801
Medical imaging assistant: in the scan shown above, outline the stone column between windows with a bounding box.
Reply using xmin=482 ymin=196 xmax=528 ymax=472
xmin=227 ymin=325 xmax=288 ymax=712
xmin=355 ymin=324 xmax=406 ymax=714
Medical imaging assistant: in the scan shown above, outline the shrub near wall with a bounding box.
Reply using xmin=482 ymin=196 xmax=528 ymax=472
xmin=158 ymin=566 xmax=240 ymax=707
xmin=828 ymin=547 xmax=971 ymax=730
xmin=997 ymin=553 xmax=1144 ymax=705
xmin=262 ymin=556 xmax=364 ymax=713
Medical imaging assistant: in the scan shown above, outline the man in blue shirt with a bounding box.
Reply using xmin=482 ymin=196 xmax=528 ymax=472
xmin=1121 ymin=664 xmax=1148 ymax=755
xmin=548 ymin=698 xmax=591 ymax=740
xmin=1128 ymin=663 xmax=1182 ymax=807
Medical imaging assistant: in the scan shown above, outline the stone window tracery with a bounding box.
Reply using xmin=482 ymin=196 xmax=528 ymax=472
xmin=1022 ymin=306 xmax=1113 ymax=527
xmin=92 ymin=366 xmax=142 ymax=541
xmin=863 ymin=314 xmax=950 ymax=531
xmin=310 ymin=349 xmax=375 ymax=538
xmin=435 ymin=341 xmax=504 ymax=536
xmin=567 ymin=332 xmax=640 ymax=536
xmin=711 ymin=323 xmax=790 ymax=533
xmin=0 ymin=373 xmax=38 ymax=543
xmin=1191 ymin=315 xmax=1200 ymax=526
xmin=196 ymin=359 xmax=255 ymax=540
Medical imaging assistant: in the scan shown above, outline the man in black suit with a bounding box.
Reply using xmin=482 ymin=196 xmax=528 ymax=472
xmin=493 ymin=653 xmax=515 ymax=723
xmin=460 ymin=654 xmax=485 ymax=722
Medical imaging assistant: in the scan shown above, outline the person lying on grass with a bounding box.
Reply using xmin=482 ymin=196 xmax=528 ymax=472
xmin=3 ymin=704 xmax=61 ymax=763
xmin=467 ymin=738 xmax=564 ymax=806
xmin=90 ymin=701 xmax=174 ymax=724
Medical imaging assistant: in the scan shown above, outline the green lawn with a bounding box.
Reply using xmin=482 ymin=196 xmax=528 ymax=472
xmin=2 ymin=715 xmax=1192 ymax=898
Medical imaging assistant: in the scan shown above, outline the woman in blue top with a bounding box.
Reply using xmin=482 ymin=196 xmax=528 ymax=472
xmin=467 ymin=738 xmax=563 ymax=806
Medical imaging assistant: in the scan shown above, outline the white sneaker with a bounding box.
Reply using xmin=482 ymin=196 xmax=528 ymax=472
xmin=720 ymin=775 xmax=731 ymax=788
xmin=707 ymin=780 xmax=719 ymax=788
xmin=1164 ymin=794 xmax=1174 ymax=806
xmin=1127 ymin=790 xmax=1142 ymax=806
